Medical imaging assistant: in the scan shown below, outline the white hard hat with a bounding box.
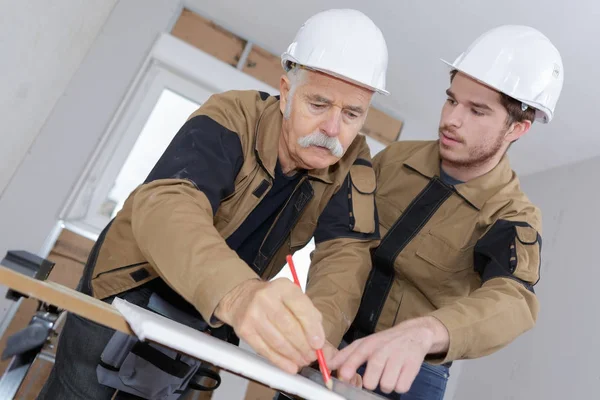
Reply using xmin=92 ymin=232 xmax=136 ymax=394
xmin=442 ymin=25 xmax=564 ymax=123
xmin=281 ymin=9 xmax=389 ymax=95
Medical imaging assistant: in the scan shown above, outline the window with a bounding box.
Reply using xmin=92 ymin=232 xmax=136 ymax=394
xmin=61 ymin=33 xmax=277 ymax=237
xmin=99 ymin=89 xmax=201 ymax=219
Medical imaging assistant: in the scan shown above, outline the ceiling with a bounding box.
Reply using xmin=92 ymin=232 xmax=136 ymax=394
xmin=186 ymin=0 xmax=597 ymax=176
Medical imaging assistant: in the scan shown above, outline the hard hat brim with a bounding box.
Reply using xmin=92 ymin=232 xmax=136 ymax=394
xmin=440 ymin=59 xmax=551 ymax=123
xmin=282 ymin=55 xmax=390 ymax=96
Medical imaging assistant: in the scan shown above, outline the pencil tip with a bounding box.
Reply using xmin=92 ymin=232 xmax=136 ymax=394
xmin=325 ymin=379 xmax=333 ymax=390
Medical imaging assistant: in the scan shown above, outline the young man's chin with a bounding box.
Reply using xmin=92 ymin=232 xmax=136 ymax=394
xmin=439 ymin=147 xmax=463 ymax=165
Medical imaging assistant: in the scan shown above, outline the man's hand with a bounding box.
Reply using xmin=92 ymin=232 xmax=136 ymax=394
xmin=329 ymin=317 xmax=449 ymax=394
xmin=214 ymin=278 xmax=325 ymax=374
xmin=321 ymin=341 xmax=362 ymax=388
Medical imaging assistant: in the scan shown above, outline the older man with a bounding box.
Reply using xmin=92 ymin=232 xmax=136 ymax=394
xmin=38 ymin=8 xmax=389 ymax=400
xmin=331 ymin=25 xmax=564 ymax=400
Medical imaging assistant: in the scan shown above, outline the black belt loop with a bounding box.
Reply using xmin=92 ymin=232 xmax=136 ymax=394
xmin=348 ymin=177 xmax=453 ymax=337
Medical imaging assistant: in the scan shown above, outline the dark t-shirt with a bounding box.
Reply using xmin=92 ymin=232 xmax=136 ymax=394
xmin=226 ymin=161 xmax=305 ymax=266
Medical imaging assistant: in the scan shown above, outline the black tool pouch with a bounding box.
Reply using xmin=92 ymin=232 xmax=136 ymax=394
xmin=96 ymin=293 xmax=221 ymax=399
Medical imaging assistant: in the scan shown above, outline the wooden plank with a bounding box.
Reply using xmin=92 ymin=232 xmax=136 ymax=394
xmin=242 ymin=44 xmax=282 ymax=90
xmin=171 ymin=9 xmax=245 ymax=68
xmin=0 ymin=228 xmax=94 ymax=396
xmin=0 ymin=266 xmax=132 ymax=335
xmin=245 ymin=381 xmax=277 ymax=400
xmin=362 ymin=107 xmax=403 ymax=146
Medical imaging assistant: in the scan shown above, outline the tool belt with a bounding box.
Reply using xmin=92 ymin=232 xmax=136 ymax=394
xmin=96 ymin=291 xmax=222 ymax=399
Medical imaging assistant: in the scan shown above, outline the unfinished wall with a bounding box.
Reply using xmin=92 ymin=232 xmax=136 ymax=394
xmin=451 ymin=155 xmax=600 ymax=399
xmin=0 ymin=0 xmax=118 ymax=196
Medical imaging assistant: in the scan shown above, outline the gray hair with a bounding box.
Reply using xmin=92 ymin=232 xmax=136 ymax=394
xmin=283 ymin=66 xmax=307 ymax=119
xmin=297 ymin=130 xmax=344 ymax=158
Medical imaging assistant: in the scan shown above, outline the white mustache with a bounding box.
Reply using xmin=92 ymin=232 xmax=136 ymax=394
xmin=297 ymin=131 xmax=344 ymax=158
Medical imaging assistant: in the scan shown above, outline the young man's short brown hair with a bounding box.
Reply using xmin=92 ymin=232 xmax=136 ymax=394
xmin=450 ymin=70 xmax=536 ymax=126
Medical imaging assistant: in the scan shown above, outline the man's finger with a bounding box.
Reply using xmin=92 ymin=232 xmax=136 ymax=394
xmin=268 ymin=307 xmax=315 ymax=364
xmin=259 ymin=313 xmax=312 ymax=366
xmin=245 ymin=331 xmax=299 ymax=374
xmin=280 ymin=284 xmax=325 ymax=350
xmin=321 ymin=341 xmax=338 ymax=364
xmin=350 ymin=373 xmax=363 ymax=388
xmin=395 ymin=360 xmax=421 ymax=394
xmin=329 ymin=339 xmax=361 ymax=370
xmin=362 ymin=349 xmax=387 ymax=391
xmin=379 ymin=354 xmax=404 ymax=394
xmin=337 ymin=341 xmax=374 ymax=382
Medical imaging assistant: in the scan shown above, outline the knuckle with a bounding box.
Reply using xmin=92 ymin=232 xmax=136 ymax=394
xmin=240 ymin=314 xmax=257 ymax=329
xmin=272 ymin=338 xmax=288 ymax=351
xmin=369 ymin=356 xmax=386 ymax=370
xmin=305 ymin=351 xmax=316 ymax=362
xmin=236 ymin=325 xmax=252 ymax=339
xmin=256 ymin=288 xmax=271 ymax=302
xmin=274 ymin=307 xmax=290 ymax=322
xmin=272 ymin=278 xmax=284 ymax=286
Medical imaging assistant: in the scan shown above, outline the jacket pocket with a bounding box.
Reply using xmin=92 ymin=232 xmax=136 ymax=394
xmin=349 ymin=163 xmax=377 ymax=234
xmin=513 ymin=225 xmax=541 ymax=284
xmin=415 ymin=233 xmax=475 ymax=297
xmin=416 ymin=232 xmax=473 ymax=272
xmin=290 ymin=221 xmax=316 ymax=249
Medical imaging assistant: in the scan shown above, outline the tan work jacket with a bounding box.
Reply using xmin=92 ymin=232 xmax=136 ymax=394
xmin=83 ymin=90 xmax=379 ymax=345
xmin=351 ymin=141 xmax=541 ymax=364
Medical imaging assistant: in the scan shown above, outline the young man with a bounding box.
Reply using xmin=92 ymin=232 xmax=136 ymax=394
xmin=331 ymin=25 xmax=564 ymax=400
xmin=38 ymin=9 xmax=388 ymax=399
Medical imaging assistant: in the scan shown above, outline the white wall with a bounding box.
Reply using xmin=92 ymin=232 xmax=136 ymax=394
xmin=451 ymin=155 xmax=600 ymax=399
xmin=0 ymin=0 xmax=182 ymax=343
xmin=0 ymin=0 xmax=182 ymax=259
xmin=0 ymin=0 xmax=118 ymax=196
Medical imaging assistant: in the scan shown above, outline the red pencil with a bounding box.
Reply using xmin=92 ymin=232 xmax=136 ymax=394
xmin=286 ymin=255 xmax=333 ymax=390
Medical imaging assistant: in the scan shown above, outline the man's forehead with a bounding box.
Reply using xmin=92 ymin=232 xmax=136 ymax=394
xmin=450 ymin=73 xmax=502 ymax=105
xmin=301 ymin=81 xmax=371 ymax=108
xmin=303 ymin=91 xmax=369 ymax=113
xmin=304 ymin=69 xmax=372 ymax=95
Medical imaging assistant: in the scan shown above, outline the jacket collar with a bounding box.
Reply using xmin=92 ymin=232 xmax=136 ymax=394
xmin=254 ymin=100 xmax=335 ymax=184
xmin=403 ymin=141 xmax=515 ymax=210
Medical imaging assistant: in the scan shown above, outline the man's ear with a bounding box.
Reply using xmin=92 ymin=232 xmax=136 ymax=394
xmin=505 ymin=119 xmax=532 ymax=143
xmin=280 ymin=74 xmax=291 ymax=115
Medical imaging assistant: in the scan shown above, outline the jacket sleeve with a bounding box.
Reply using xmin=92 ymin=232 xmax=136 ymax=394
xmin=305 ymin=148 xmax=381 ymax=347
xmin=130 ymin=109 xmax=259 ymax=326
xmin=427 ymin=218 xmax=542 ymax=363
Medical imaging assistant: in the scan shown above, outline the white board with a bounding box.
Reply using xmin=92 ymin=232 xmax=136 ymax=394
xmin=112 ymin=298 xmax=344 ymax=400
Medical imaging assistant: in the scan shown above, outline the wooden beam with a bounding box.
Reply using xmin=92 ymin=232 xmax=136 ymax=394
xmin=0 ymin=266 xmax=132 ymax=335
